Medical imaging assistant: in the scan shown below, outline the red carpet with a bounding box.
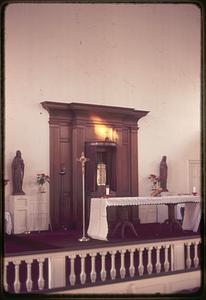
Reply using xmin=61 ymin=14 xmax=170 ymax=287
xmin=4 ymin=223 xmax=199 ymax=256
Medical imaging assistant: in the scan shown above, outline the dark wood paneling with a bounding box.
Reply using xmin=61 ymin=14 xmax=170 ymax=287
xmin=130 ymin=126 xmax=139 ymax=222
xmin=43 ymin=101 xmax=149 ymax=229
xmin=116 ymin=128 xmax=123 ymax=195
xmin=50 ymin=124 xmax=60 ymax=228
xmin=130 ymin=127 xmax=138 ymax=195
xmin=85 ymin=144 xmax=97 ymax=194
xmin=59 ymin=129 xmax=71 ymax=228
xmin=122 ymin=129 xmax=130 ymax=195
xmin=50 ymin=124 xmax=72 ymax=229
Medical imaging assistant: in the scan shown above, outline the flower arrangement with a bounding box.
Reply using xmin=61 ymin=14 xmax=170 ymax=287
xmin=148 ymin=174 xmax=159 ymax=189
xmin=148 ymin=174 xmax=162 ymax=196
xmin=36 ymin=173 xmax=50 ymax=185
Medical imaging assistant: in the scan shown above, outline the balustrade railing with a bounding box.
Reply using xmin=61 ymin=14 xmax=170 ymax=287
xmin=4 ymin=236 xmax=201 ymax=294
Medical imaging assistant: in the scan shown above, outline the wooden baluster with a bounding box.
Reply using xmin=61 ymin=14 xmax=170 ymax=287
xmin=164 ymin=245 xmax=170 ymax=272
xmin=37 ymin=258 xmax=45 ymax=290
xmin=80 ymin=254 xmax=87 ymax=284
xmin=170 ymin=244 xmax=174 ymax=271
xmin=120 ymin=250 xmax=126 ymax=279
xmin=155 ymin=246 xmax=161 ymax=274
xmin=193 ymin=241 xmax=199 ymax=268
xmin=100 ymin=251 xmax=107 ymax=282
xmin=129 ymin=249 xmax=135 ymax=277
xmin=138 ymin=247 xmax=144 ymax=276
xmin=90 ymin=253 xmax=97 ymax=283
xmin=69 ymin=254 xmax=76 ymax=286
xmin=186 ymin=242 xmax=192 ymax=269
xmin=25 ymin=259 xmax=33 ymax=292
xmin=110 ymin=250 xmax=117 ymax=280
xmin=4 ymin=261 xmax=9 ymax=292
xmin=13 ymin=260 xmax=21 ymax=293
xmin=147 ymin=247 xmax=153 ymax=275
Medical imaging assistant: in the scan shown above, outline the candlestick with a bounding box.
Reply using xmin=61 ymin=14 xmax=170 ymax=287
xmin=106 ymin=185 xmax=110 ymax=196
xmin=192 ymin=186 xmax=197 ymax=195
xmin=77 ymin=152 xmax=90 ymax=242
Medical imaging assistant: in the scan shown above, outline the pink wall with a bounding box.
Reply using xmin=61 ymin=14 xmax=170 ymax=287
xmin=4 ymin=3 xmax=201 ymax=199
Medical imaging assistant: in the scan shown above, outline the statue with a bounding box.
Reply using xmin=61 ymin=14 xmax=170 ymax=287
xmin=159 ymin=155 xmax=168 ymax=192
xmin=12 ymin=150 xmax=25 ymax=195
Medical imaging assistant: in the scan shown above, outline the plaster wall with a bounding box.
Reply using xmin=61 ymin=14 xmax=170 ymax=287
xmin=4 ymin=3 xmax=201 ymax=209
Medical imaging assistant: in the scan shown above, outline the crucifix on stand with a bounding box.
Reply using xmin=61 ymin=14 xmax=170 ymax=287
xmin=77 ymin=152 xmax=90 ymax=242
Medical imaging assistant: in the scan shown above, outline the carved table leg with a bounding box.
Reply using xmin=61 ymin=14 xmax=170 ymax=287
xmin=121 ymin=221 xmax=138 ymax=239
xmin=111 ymin=222 xmax=122 ymax=237
xmin=164 ymin=204 xmax=183 ymax=233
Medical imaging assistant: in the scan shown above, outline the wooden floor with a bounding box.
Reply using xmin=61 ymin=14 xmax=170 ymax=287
xmin=4 ymin=222 xmax=199 ymax=256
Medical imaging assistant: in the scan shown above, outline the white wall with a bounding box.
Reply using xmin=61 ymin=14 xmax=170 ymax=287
xmin=4 ymin=3 xmax=201 ymax=207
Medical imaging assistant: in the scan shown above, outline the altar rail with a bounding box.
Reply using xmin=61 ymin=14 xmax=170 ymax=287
xmin=4 ymin=236 xmax=201 ymax=294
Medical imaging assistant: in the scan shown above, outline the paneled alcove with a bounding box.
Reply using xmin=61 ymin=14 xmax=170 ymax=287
xmin=42 ymin=101 xmax=149 ymax=229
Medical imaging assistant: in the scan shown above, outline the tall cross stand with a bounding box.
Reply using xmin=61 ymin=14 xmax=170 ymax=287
xmin=77 ymin=152 xmax=90 ymax=242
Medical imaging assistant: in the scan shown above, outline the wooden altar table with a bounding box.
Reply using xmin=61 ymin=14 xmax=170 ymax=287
xmin=87 ymin=195 xmax=200 ymax=241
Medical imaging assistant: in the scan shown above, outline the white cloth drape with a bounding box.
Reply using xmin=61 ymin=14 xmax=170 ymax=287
xmin=176 ymin=203 xmax=185 ymax=220
xmin=87 ymin=195 xmax=200 ymax=241
xmin=182 ymin=203 xmax=201 ymax=232
xmin=5 ymin=211 xmax=12 ymax=235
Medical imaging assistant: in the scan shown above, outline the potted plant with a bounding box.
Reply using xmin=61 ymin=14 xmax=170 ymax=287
xmin=36 ymin=173 xmax=50 ymax=193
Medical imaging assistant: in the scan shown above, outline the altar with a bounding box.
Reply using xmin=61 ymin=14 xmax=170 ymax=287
xmin=87 ymin=195 xmax=200 ymax=241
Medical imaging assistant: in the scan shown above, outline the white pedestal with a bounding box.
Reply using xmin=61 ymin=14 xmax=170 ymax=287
xmin=28 ymin=193 xmax=49 ymax=231
xmin=8 ymin=193 xmax=50 ymax=234
xmin=9 ymin=195 xmax=29 ymax=234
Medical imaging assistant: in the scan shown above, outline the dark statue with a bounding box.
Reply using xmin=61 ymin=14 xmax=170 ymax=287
xmin=12 ymin=150 xmax=25 ymax=195
xmin=159 ymin=155 xmax=168 ymax=192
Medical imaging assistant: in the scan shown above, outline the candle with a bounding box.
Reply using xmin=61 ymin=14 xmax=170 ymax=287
xmin=106 ymin=185 xmax=110 ymax=196
xmin=193 ymin=186 xmax=196 ymax=193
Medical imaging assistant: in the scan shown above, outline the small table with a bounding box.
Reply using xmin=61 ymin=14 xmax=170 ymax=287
xmin=87 ymin=195 xmax=200 ymax=241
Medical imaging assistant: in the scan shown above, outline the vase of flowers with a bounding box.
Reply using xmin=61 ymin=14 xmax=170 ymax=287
xmin=36 ymin=173 xmax=50 ymax=193
xmin=148 ymin=174 xmax=162 ymax=196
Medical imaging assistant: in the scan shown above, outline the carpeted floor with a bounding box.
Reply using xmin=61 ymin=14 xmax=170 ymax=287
xmin=4 ymin=222 xmax=199 ymax=256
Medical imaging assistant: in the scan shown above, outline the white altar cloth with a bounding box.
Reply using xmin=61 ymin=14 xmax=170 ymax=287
xmin=182 ymin=202 xmax=201 ymax=232
xmin=87 ymin=195 xmax=200 ymax=241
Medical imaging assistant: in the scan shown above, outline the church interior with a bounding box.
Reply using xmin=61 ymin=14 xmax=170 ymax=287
xmin=3 ymin=3 xmax=202 ymax=296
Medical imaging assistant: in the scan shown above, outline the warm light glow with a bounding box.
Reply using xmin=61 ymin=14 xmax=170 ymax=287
xmin=90 ymin=115 xmax=118 ymax=141
xmin=112 ymin=130 xmax=118 ymax=141
xmin=95 ymin=124 xmax=110 ymax=140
